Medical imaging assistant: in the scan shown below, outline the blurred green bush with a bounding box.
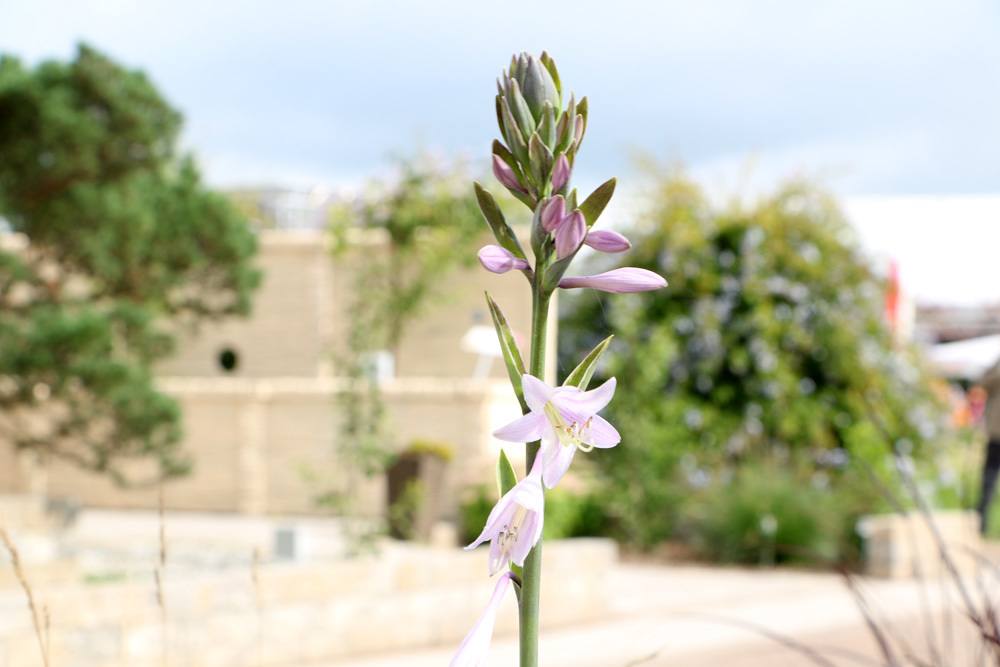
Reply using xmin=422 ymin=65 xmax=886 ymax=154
xmin=558 ymin=167 xmax=958 ymax=561
xmin=678 ymin=462 xmax=847 ymax=565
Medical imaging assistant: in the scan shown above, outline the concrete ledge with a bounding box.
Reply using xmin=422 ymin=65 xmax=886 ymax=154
xmin=859 ymin=510 xmax=981 ymax=579
xmin=0 ymin=538 xmax=617 ymax=666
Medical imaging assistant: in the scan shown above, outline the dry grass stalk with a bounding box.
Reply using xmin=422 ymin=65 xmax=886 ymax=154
xmin=0 ymin=526 xmax=50 ymax=667
xmin=154 ymin=483 xmax=168 ymax=667
xmin=251 ymin=547 xmax=263 ymax=667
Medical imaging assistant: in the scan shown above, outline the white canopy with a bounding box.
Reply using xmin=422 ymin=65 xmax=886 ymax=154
xmin=927 ymin=334 xmax=1000 ymax=381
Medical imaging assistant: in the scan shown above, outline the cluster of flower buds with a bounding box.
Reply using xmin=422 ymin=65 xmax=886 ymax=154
xmin=492 ymin=52 xmax=582 ymax=207
xmin=476 ymin=52 xmax=667 ymax=296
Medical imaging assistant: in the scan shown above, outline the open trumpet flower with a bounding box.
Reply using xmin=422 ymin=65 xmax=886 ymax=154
xmin=494 ymin=374 xmax=620 ymax=488
xmin=465 ymin=455 xmax=545 ymax=575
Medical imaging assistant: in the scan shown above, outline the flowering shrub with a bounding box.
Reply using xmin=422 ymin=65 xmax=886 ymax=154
xmin=561 ymin=169 xmax=952 ymax=552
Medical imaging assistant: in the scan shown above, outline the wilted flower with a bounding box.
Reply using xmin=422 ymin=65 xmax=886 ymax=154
xmin=494 ymin=374 xmax=619 ymax=488
xmin=558 ymin=267 xmax=667 ymax=293
xmin=478 ymin=245 xmax=529 ymax=274
xmin=465 ymin=457 xmax=544 ymax=574
xmin=449 ymin=571 xmax=514 ymax=667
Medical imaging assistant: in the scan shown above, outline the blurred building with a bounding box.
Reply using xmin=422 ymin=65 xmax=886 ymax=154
xmin=0 ymin=229 xmax=547 ymax=523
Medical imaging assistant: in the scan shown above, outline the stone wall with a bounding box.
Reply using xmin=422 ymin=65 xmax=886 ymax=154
xmin=859 ymin=510 xmax=982 ymax=578
xmin=154 ymin=228 xmax=544 ymax=382
xmin=32 ymin=378 xmax=522 ymax=518
xmin=0 ymin=228 xmax=548 ymax=516
xmin=0 ymin=539 xmax=617 ymax=666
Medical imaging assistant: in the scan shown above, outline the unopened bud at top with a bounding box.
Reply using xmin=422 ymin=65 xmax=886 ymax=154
xmin=506 ymin=52 xmax=560 ymax=122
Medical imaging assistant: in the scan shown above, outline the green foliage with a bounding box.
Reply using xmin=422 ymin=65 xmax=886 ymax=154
xmin=560 ymin=167 xmax=951 ymax=551
xmin=0 ymin=45 xmax=258 ymax=482
xmin=322 ymin=156 xmax=486 ymax=519
xmin=679 ymin=462 xmax=851 ymax=566
xmin=387 ymin=479 xmax=424 ymax=541
xmin=458 ymin=483 xmax=610 ymax=545
xmin=405 ymin=438 xmax=455 ymax=463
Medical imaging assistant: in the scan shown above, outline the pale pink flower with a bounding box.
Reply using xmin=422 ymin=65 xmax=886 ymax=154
xmin=540 ymin=195 xmax=566 ymax=232
xmin=584 ymin=229 xmax=631 ymax=253
xmin=478 ymin=245 xmax=529 ymax=274
xmin=494 ymin=374 xmax=620 ymax=488
xmin=465 ymin=456 xmax=544 ymax=574
xmin=558 ymin=267 xmax=667 ymax=293
xmin=551 ymin=154 xmax=570 ymax=192
xmin=449 ymin=572 xmax=514 ymax=667
xmin=492 ymin=155 xmax=525 ymax=193
xmin=553 ymin=210 xmax=586 ymax=260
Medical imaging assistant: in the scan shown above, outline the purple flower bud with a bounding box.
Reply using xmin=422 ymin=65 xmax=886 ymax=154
xmin=584 ymin=229 xmax=631 ymax=253
xmin=492 ymin=155 xmax=525 ymax=193
xmin=540 ymin=196 xmax=566 ymax=232
xmin=554 ymin=210 xmax=585 ymax=260
xmin=558 ymin=267 xmax=667 ymax=293
xmin=551 ymin=154 xmax=570 ymax=192
xmin=478 ymin=244 xmax=529 ymax=274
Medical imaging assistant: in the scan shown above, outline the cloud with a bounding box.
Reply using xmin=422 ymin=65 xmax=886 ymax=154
xmin=2 ymin=0 xmax=998 ymax=193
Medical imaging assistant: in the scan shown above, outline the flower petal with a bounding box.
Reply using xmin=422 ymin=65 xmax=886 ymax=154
xmin=465 ymin=494 xmax=514 ymax=549
xmin=478 ymin=245 xmax=528 ymax=274
xmin=521 ymin=374 xmax=554 ymax=412
xmin=488 ymin=537 xmax=505 ymax=576
xmin=554 ymin=210 xmax=585 ymax=260
xmin=509 ymin=511 xmax=541 ymax=566
xmin=450 ymin=572 xmax=513 ymax=667
xmin=493 ymin=411 xmax=546 ymax=443
xmin=555 ymin=377 xmax=617 ymax=420
xmin=586 ymin=414 xmax=621 ymax=448
xmin=542 ymin=442 xmax=576 ymax=489
xmin=507 ymin=467 xmax=544 ymax=513
xmin=558 ymin=267 xmax=667 ymax=293
xmin=584 ymin=229 xmax=631 ymax=253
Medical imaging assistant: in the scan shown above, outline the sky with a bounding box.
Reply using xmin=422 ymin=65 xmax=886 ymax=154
xmin=3 ymin=0 xmax=998 ymax=194
xmin=2 ymin=0 xmax=1000 ymax=303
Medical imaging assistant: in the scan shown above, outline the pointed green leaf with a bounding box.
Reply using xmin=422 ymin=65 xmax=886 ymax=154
xmin=539 ymin=51 xmax=562 ymax=100
xmin=495 ymin=95 xmax=506 ymax=142
xmin=564 ymin=335 xmax=614 ymax=390
xmin=538 ymin=102 xmax=557 ymax=150
xmin=508 ymin=80 xmax=537 ymax=138
xmin=566 ymin=187 xmax=578 ymax=211
xmin=485 ymin=292 xmax=528 ymax=410
xmin=496 ymin=449 xmax=518 ymax=496
xmin=579 ymin=177 xmax=616 ymax=228
xmin=576 ymin=96 xmax=589 ymax=145
xmin=528 ymin=132 xmax=554 ymax=188
xmin=474 ymin=183 xmax=527 ymax=260
xmin=500 ymin=99 xmax=530 ymax=168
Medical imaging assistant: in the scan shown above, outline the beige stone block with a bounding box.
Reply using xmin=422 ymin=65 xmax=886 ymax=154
xmin=860 ymin=510 xmax=981 ymax=579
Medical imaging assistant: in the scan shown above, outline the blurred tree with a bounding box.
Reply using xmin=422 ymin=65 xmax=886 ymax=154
xmin=0 ymin=44 xmax=258 ymax=483
xmin=561 ymin=167 xmax=950 ymax=548
xmin=318 ymin=155 xmax=488 ymax=541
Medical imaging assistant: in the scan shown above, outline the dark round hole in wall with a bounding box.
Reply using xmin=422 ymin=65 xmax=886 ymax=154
xmin=218 ymin=348 xmax=239 ymax=373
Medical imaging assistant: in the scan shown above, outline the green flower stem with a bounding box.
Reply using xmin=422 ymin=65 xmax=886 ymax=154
xmin=519 ymin=284 xmax=550 ymax=667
